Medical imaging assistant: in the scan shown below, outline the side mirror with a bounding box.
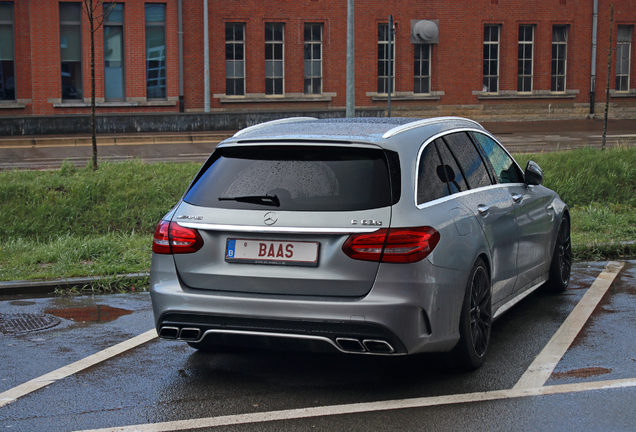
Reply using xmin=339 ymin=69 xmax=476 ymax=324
xmin=524 ymin=161 xmax=543 ymax=186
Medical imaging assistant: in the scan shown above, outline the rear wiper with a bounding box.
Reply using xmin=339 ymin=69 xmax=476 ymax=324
xmin=218 ymin=194 xmax=280 ymax=207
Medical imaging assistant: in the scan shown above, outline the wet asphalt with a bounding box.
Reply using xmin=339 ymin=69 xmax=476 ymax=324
xmin=0 ymin=261 xmax=635 ymax=431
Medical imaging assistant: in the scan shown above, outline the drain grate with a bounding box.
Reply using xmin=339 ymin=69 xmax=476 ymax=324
xmin=0 ymin=313 xmax=61 ymax=335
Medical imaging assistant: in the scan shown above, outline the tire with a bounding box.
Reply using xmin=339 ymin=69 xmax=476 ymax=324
xmin=546 ymin=216 xmax=572 ymax=293
xmin=453 ymin=258 xmax=492 ymax=371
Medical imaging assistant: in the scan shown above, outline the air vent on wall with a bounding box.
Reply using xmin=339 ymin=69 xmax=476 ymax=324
xmin=411 ymin=19 xmax=439 ymax=44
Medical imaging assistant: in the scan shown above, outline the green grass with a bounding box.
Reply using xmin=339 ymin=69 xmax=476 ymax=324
xmin=1 ymin=147 xmax=635 ymax=288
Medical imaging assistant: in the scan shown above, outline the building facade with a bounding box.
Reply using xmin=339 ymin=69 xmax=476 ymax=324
xmin=1 ymin=0 xmax=635 ymax=129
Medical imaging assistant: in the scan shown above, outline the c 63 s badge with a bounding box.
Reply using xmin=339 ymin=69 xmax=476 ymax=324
xmin=351 ymin=219 xmax=383 ymax=226
xmin=177 ymin=215 xmax=203 ymax=220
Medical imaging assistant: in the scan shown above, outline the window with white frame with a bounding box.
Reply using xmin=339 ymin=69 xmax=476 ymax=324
xmin=145 ymin=3 xmax=167 ymax=99
xmin=377 ymin=23 xmax=394 ymax=94
xmin=414 ymin=44 xmax=430 ymax=94
xmin=616 ymin=26 xmax=632 ymax=92
xmin=104 ymin=4 xmax=125 ymax=101
xmin=225 ymin=23 xmax=245 ymax=96
xmin=551 ymin=26 xmax=568 ymax=92
xmin=517 ymin=25 xmax=534 ymax=92
xmin=0 ymin=1 xmax=15 ymax=102
xmin=265 ymin=23 xmax=284 ymax=95
xmin=483 ymin=25 xmax=500 ymax=93
xmin=60 ymin=2 xmax=83 ymax=100
xmin=304 ymin=23 xmax=322 ymax=95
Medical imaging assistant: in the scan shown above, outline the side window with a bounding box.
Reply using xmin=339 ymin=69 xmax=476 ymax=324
xmin=417 ymin=143 xmax=451 ymax=205
xmin=472 ymin=132 xmax=524 ymax=184
xmin=442 ymin=132 xmax=492 ymax=189
xmin=434 ymin=138 xmax=468 ymax=194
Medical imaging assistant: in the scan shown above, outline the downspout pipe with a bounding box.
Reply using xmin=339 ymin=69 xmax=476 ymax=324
xmin=204 ymin=0 xmax=210 ymax=113
xmin=387 ymin=15 xmax=393 ymax=118
xmin=590 ymin=0 xmax=598 ymax=116
xmin=346 ymin=0 xmax=355 ymax=118
xmin=178 ymin=0 xmax=184 ymax=113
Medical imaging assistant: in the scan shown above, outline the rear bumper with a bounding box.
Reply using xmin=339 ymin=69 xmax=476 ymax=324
xmin=150 ymin=254 xmax=468 ymax=355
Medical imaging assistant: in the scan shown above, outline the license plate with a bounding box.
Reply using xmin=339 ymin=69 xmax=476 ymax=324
xmin=226 ymin=239 xmax=319 ymax=267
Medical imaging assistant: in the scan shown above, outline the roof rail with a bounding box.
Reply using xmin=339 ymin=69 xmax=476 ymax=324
xmin=382 ymin=117 xmax=483 ymax=139
xmin=233 ymin=117 xmax=318 ymax=138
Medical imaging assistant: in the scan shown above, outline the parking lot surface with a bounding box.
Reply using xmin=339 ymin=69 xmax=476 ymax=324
xmin=1 ymin=261 xmax=635 ymax=431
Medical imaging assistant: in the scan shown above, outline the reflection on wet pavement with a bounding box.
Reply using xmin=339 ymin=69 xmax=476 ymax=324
xmin=45 ymin=305 xmax=132 ymax=323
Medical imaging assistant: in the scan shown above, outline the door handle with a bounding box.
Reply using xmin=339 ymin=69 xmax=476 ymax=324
xmin=512 ymin=194 xmax=523 ymax=203
xmin=477 ymin=205 xmax=490 ymax=215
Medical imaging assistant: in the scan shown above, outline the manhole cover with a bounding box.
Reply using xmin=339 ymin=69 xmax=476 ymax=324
xmin=0 ymin=313 xmax=61 ymax=335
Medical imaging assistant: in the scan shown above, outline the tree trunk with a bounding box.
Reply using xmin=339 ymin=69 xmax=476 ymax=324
xmin=602 ymin=5 xmax=614 ymax=151
xmin=90 ymin=0 xmax=98 ymax=170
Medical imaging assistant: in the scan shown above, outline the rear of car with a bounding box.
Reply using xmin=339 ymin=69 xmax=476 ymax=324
xmin=149 ymin=116 xmax=569 ymax=362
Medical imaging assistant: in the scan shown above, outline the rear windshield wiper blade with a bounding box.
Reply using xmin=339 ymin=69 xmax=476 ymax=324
xmin=218 ymin=194 xmax=280 ymax=207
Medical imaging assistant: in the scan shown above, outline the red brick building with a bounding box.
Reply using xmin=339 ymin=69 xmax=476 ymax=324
xmin=1 ymin=0 xmax=635 ymax=129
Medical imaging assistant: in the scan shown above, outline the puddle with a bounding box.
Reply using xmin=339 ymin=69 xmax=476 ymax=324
xmin=10 ymin=301 xmax=36 ymax=306
xmin=45 ymin=305 xmax=133 ymax=323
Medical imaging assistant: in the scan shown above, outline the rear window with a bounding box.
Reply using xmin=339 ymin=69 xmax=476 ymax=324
xmin=184 ymin=146 xmax=398 ymax=211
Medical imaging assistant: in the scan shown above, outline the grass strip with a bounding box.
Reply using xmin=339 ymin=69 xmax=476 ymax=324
xmin=1 ymin=146 xmax=635 ymax=289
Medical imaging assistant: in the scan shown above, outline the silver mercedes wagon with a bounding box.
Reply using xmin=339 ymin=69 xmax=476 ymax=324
xmin=149 ymin=117 xmax=571 ymax=369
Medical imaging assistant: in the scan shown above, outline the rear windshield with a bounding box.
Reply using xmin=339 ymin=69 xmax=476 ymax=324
xmin=184 ymin=146 xmax=397 ymax=211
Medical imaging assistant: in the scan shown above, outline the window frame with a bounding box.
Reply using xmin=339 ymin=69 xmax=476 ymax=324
xmin=59 ymin=2 xmax=84 ymax=101
xmin=265 ymin=22 xmax=285 ymax=96
xmin=304 ymin=23 xmax=322 ymax=95
xmin=377 ymin=23 xmax=395 ymax=95
xmin=145 ymin=3 xmax=167 ymax=100
xmin=103 ymin=3 xmax=125 ymax=102
xmin=414 ymin=43 xmax=431 ymax=94
xmin=551 ymin=25 xmax=568 ymax=92
xmin=225 ymin=22 xmax=245 ymax=96
xmin=517 ymin=25 xmax=534 ymax=93
xmin=483 ymin=25 xmax=500 ymax=93
xmin=0 ymin=1 xmax=16 ymax=102
xmin=616 ymin=25 xmax=632 ymax=92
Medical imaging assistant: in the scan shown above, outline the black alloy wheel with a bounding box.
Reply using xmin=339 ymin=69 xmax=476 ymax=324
xmin=454 ymin=258 xmax=492 ymax=370
xmin=547 ymin=216 xmax=572 ymax=292
xmin=469 ymin=265 xmax=492 ymax=358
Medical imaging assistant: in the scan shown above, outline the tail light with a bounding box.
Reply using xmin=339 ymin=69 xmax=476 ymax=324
xmin=342 ymin=227 xmax=440 ymax=263
xmin=152 ymin=220 xmax=204 ymax=254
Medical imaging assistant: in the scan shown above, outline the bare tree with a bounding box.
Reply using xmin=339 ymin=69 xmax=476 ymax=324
xmin=602 ymin=4 xmax=614 ymax=150
xmin=81 ymin=0 xmax=115 ymax=171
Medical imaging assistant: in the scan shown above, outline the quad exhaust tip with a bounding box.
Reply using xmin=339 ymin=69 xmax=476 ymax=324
xmin=336 ymin=337 xmax=395 ymax=354
xmin=159 ymin=326 xmax=201 ymax=341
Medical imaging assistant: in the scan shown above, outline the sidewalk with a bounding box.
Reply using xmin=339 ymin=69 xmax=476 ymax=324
xmin=1 ymin=118 xmax=636 ymax=151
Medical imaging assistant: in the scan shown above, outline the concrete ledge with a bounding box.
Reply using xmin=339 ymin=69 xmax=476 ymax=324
xmin=0 ymin=133 xmax=233 ymax=148
xmin=0 ymin=273 xmax=149 ymax=297
xmin=0 ymin=109 xmax=384 ymax=137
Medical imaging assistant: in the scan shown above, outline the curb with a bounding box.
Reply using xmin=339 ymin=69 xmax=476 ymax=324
xmin=0 ymin=273 xmax=149 ymax=297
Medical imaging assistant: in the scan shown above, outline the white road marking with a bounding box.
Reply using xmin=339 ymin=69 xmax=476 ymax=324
xmin=73 ymin=378 xmax=636 ymax=432
xmin=0 ymin=329 xmax=157 ymax=408
xmin=514 ymin=261 xmax=624 ymax=389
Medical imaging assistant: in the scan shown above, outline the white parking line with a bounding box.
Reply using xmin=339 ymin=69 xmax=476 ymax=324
xmin=73 ymin=378 xmax=636 ymax=432
xmin=514 ymin=261 xmax=624 ymax=389
xmin=0 ymin=329 xmax=157 ymax=408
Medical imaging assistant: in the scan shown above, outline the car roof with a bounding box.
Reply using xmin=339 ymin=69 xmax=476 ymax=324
xmin=220 ymin=117 xmax=487 ymax=151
